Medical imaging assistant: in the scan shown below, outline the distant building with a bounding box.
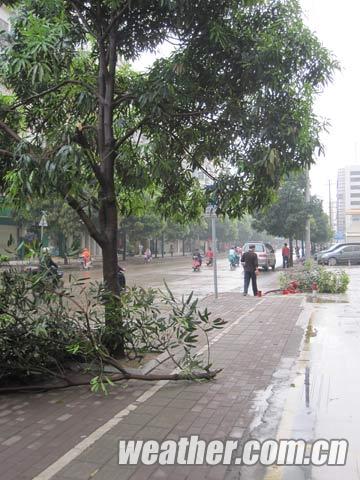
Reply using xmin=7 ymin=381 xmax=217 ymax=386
xmin=336 ymin=166 xmax=360 ymax=242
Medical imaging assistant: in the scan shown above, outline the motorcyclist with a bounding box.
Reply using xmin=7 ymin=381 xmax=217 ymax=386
xmin=228 ymin=247 xmax=237 ymax=269
xmin=40 ymin=249 xmax=58 ymax=272
xmin=144 ymin=248 xmax=152 ymax=263
xmin=117 ymin=264 xmax=126 ymax=291
xmin=192 ymin=249 xmax=202 ymax=271
xmin=205 ymin=247 xmax=214 ymax=266
xmin=235 ymin=246 xmax=242 ymax=266
xmin=39 ymin=249 xmax=63 ymax=286
xmin=80 ymin=247 xmax=91 ymax=269
xmin=194 ymin=249 xmax=202 ymax=265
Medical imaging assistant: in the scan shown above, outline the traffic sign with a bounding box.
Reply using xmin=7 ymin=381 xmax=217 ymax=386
xmin=39 ymin=214 xmax=48 ymax=227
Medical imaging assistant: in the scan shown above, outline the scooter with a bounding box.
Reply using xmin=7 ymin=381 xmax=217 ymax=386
xmin=79 ymin=255 xmax=92 ymax=270
xmin=192 ymin=256 xmax=201 ymax=272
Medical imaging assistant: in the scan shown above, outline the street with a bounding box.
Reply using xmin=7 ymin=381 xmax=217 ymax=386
xmin=65 ymin=252 xmax=284 ymax=300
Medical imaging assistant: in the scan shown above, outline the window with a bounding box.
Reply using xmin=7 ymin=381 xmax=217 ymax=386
xmin=350 ymin=171 xmax=360 ymax=175
xmin=352 ymin=216 xmax=360 ymax=221
xmin=351 ymin=193 xmax=360 ymax=198
xmin=351 ymin=185 xmax=360 ymax=189
xmin=244 ymin=243 xmax=264 ymax=252
xmin=351 ymin=201 xmax=360 ymax=205
xmin=350 ymin=177 xmax=360 ymax=183
xmin=342 ymin=246 xmax=354 ymax=253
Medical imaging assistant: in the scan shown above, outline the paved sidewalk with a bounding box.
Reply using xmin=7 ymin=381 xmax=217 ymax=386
xmin=0 ymin=294 xmax=307 ymax=480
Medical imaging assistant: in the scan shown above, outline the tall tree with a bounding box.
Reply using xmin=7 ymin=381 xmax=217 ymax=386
xmin=252 ymin=173 xmax=331 ymax=261
xmin=0 ymin=0 xmax=336 ymax=297
xmin=310 ymin=197 xmax=332 ymax=247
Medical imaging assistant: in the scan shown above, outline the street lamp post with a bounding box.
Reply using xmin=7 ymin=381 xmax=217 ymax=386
xmin=205 ymin=205 xmax=218 ymax=299
xmin=211 ymin=208 xmax=218 ymax=299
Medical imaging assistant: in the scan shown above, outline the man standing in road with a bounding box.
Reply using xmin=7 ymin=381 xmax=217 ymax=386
xmin=282 ymin=242 xmax=290 ymax=268
xmin=241 ymin=245 xmax=259 ymax=296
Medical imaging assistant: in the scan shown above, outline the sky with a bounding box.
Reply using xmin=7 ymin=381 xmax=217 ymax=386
xmin=133 ymin=1 xmax=360 ymax=210
xmin=300 ymin=0 xmax=360 ymax=210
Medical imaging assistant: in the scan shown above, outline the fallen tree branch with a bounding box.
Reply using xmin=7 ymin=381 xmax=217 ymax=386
xmin=0 ymin=369 xmax=222 ymax=394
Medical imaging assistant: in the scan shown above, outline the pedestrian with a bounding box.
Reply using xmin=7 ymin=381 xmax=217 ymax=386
xmin=295 ymin=245 xmax=300 ymax=260
xmin=169 ymin=244 xmax=174 ymax=257
xmin=241 ymin=245 xmax=259 ymax=296
xmin=282 ymin=243 xmax=290 ymax=268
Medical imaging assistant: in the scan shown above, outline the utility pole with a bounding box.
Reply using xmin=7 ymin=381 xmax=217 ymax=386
xmin=305 ymin=169 xmax=311 ymax=259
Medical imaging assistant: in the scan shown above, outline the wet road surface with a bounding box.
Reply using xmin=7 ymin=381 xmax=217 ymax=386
xmin=242 ymin=266 xmax=360 ymax=480
xmin=64 ymin=255 xmax=282 ymax=300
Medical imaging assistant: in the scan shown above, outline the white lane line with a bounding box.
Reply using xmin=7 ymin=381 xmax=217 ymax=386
xmin=33 ymin=298 xmax=266 ymax=480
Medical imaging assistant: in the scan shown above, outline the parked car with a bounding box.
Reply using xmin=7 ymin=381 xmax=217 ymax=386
xmin=315 ymin=243 xmax=346 ymax=261
xmin=320 ymin=244 xmax=360 ymax=266
xmin=242 ymin=242 xmax=276 ymax=271
xmin=317 ymin=243 xmax=360 ymax=263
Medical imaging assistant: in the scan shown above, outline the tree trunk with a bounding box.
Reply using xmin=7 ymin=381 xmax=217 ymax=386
xmin=122 ymin=231 xmax=126 ymax=262
xmin=102 ymin=223 xmax=125 ymax=358
xmin=289 ymin=237 xmax=294 ymax=267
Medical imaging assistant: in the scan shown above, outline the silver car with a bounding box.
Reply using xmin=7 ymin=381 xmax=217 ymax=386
xmin=242 ymin=242 xmax=276 ymax=271
xmin=320 ymin=244 xmax=360 ymax=266
xmin=316 ymin=243 xmax=353 ymax=262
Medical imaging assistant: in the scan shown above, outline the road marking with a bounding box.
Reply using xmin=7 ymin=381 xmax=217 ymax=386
xmin=33 ymin=299 xmax=266 ymax=480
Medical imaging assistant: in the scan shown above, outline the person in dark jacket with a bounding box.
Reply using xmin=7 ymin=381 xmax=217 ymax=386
xmin=241 ymin=245 xmax=259 ymax=296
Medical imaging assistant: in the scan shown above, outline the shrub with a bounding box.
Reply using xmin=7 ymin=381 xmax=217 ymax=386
xmin=280 ymin=263 xmax=350 ymax=294
xmin=0 ymin=268 xmax=87 ymax=384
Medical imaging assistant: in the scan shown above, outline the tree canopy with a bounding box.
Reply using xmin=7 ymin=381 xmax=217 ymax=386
xmin=252 ymin=172 xmax=332 ymax=246
xmin=0 ymin=0 xmax=337 ymax=293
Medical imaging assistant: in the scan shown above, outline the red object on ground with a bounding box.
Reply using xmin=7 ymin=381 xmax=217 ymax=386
xmin=257 ymin=291 xmax=262 ymax=297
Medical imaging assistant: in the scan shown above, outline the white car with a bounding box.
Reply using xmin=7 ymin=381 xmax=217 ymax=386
xmin=242 ymin=242 xmax=276 ymax=271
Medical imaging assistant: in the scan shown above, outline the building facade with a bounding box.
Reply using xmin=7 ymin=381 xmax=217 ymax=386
xmin=336 ymin=166 xmax=360 ymax=242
